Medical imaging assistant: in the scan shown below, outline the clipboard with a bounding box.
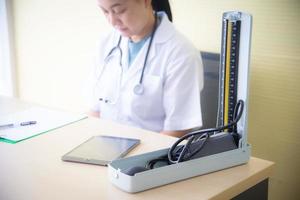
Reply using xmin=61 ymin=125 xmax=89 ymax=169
xmin=0 ymin=107 xmax=87 ymax=144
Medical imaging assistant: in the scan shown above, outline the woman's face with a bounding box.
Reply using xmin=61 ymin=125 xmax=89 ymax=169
xmin=97 ymin=0 xmax=152 ymax=39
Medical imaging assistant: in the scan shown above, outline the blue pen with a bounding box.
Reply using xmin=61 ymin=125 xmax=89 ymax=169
xmin=0 ymin=121 xmax=37 ymax=130
xmin=20 ymin=121 xmax=37 ymax=126
xmin=0 ymin=123 xmax=14 ymax=129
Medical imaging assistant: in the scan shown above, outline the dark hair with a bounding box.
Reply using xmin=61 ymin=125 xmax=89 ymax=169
xmin=151 ymin=0 xmax=172 ymax=22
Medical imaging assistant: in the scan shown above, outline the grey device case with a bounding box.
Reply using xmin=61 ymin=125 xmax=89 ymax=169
xmin=62 ymin=135 xmax=140 ymax=166
xmin=108 ymin=11 xmax=252 ymax=193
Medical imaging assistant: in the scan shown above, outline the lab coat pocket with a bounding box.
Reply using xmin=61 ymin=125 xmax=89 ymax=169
xmin=131 ymin=75 xmax=163 ymax=120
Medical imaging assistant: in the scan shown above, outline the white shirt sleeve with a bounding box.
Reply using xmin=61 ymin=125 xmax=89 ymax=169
xmin=163 ymin=50 xmax=203 ymax=131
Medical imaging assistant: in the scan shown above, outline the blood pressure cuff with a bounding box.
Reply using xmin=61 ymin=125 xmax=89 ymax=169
xmin=189 ymin=133 xmax=238 ymax=160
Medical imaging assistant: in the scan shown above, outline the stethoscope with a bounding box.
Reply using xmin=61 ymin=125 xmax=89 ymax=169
xmin=96 ymin=12 xmax=158 ymax=104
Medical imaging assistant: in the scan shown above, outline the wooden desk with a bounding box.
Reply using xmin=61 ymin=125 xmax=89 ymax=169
xmin=0 ymin=97 xmax=274 ymax=200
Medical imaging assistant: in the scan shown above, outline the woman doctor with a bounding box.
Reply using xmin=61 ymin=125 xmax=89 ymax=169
xmin=88 ymin=0 xmax=203 ymax=137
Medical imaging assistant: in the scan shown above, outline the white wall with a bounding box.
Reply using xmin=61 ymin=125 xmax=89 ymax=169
xmin=12 ymin=0 xmax=300 ymax=199
xmin=0 ymin=0 xmax=16 ymax=96
xmin=13 ymin=0 xmax=111 ymax=111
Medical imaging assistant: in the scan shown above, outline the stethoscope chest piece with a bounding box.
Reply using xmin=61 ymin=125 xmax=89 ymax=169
xmin=134 ymin=84 xmax=144 ymax=95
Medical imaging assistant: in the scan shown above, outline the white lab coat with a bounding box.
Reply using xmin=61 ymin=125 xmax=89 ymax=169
xmin=89 ymin=12 xmax=203 ymax=132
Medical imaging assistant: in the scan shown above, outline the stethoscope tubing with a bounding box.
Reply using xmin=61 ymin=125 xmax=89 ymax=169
xmin=138 ymin=12 xmax=158 ymax=86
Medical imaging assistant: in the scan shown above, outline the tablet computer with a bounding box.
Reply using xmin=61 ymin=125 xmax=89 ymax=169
xmin=62 ymin=135 xmax=140 ymax=166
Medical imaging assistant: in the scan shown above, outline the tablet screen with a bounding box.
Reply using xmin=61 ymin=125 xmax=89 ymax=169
xmin=62 ymin=135 xmax=140 ymax=165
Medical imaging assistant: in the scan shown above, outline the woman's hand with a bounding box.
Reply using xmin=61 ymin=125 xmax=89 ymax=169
xmin=88 ymin=111 xmax=100 ymax=118
xmin=160 ymin=130 xmax=189 ymax=138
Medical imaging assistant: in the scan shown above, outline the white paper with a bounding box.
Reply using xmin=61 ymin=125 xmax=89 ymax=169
xmin=0 ymin=107 xmax=86 ymax=142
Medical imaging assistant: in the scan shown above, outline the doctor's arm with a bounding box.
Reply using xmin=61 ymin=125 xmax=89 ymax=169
xmin=88 ymin=110 xmax=100 ymax=118
xmin=160 ymin=130 xmax=190 ymax=138
xmin=161 ymin=50 xmax=203 ymax=138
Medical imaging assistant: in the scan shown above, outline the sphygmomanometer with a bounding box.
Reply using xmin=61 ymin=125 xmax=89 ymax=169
xmin=123 ymin=100 xmax=244 ymax=176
